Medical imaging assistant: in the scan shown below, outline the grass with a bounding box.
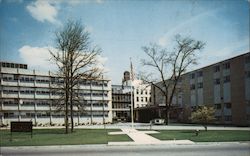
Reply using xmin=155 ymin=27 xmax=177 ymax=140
xmin=150 ymin=130 xmax=250 ymax=142
xmin=0 ymin=129 xmax=131 ymax=146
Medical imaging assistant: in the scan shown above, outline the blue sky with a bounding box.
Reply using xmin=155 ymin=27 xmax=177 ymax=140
xmin=0 ymin=0 xmax=249 ymax=84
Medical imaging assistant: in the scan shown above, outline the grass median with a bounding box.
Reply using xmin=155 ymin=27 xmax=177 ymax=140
xmin=150 ymin=130 xmax=250 ymax=142
xmin=0 ymin=129 xmax=131 ymax=146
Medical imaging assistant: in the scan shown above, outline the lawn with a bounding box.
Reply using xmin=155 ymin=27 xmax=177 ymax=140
xmin=150 ymin=130 xmax=250 ymax=142
xmin=0 ymin=129 xmax=131 ymax=146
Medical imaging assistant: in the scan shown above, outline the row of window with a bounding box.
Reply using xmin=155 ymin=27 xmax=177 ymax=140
xmin=214 ymin=103 xmax=232 ymax=109
xmin=2 ymin=89 xmax=108 ymax=96
xmin=214 ymin=76 xmax=230 ymax=85
xmin=190 ymin=75 xmax=231 ymax=90
xmin=0 ymin=62 xmax=27 ymax=69
xmin=113 ymin=103 xmax=130 ymax=109
xmin=136 ymin=89 xmax=151 ymax=95
xmin=2 ymin=100 xmax=108 ymax=107
xmin=190 ymin=82 xmax=203 ymax=90
xmin=190 ymin=62 xmax=231 ymax=79
xmin=215 ymin=115 xmax=232 ymax=121
xmin=1 ymin=75 xmax=108 ymax=86
xmin=3 ymin=112 xmax=109 ymax=118
xmin=190 ymin=71 xmax=203 ymax=79
xmin=136 ymin=96 xmax=151 ymax=102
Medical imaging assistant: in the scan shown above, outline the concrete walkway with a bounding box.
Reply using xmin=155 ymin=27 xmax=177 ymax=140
xmin=108 ymin=128 xmax=194 ymax=145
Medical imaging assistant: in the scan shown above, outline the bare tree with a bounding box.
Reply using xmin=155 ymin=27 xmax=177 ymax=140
xmin=140 ymin=35 xmax=205 ymax=125
xmin=50 ymin=20 xmax=102 ymax=133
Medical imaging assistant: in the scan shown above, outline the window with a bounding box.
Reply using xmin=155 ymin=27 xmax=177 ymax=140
xmin=214 ymin=78 xmax=220 ymax=85
xmin=223 ymin=62 xmax=230 ymax=69
xmin=36 ymin=76 xmax=50 ymax=83
xmin=145 ymin=97 xmax=148 ymax=102
xmin=245 ymin=55 xmax=250 ymax=64
xmin=224 ymin=115 xmax=232 ymax=121
xmin=215 ymin=116 xmax=221 ymax=121
xmin=225 ymin=103 xmax=231 ymax=109
xmin=36 ymin=89 xmax=49 ymax=95
xmin=223 ymin=76 xmax=230 ymax=83
xmin=136 ymin=89 xmax=139 ymax=94
xmin=25 ymin=113 xmax=35 ymax=118
xmin=245 ymin=71 xmax=250 ymax=78
xmin=215 ymin=104 xmax=221 ymax=109
xmin=141 ymin=90 xmax=143 ymax=94
xmin=137 ymin=97 xmax=139 ymax=102
xmin=3 ymin=88 xmax=18 ymax=94
xmin=190 ymin=73 xmax=195 ymax=79
xmin=197 ymin=82 xmax=203 ymax=88
xmin=37 ymin=101 xmax=50 ymax=106
xmin=23 ymin=101 xmax=35 ymax=106
xmin=247 ymin=115 xmax=250 ymax=121
xmin=20 ymin=76 xmax=34 ymax=83
xmin=4 ymin=112 xmax=15 ymax=118
xmin=149 ymin=97 xmax=151 ymax=102
xmin=141 ymin=97 xmax=143 ymax=102
xmin=190 ymin=84 xmax=195 ymax=90
xmin=197 ymin=71 xmax=203 ymax=77
xmin=214 ymin=65 xmax=220 ymax=72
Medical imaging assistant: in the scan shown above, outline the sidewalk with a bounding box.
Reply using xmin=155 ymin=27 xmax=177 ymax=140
xmin=108 ymin=128 xmax=195 ymax=145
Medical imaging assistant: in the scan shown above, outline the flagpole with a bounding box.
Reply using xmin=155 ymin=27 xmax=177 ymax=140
xmin=130 ymin=57 xmax=134 ymax=129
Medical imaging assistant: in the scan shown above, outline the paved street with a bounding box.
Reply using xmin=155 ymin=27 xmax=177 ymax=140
xmin=1 ymin=142 xmax=250 ymax=156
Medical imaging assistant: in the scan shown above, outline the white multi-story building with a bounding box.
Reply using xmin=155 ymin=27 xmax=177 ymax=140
xmin=132 ymin=80 xmax=151 ymax=108
xmin=122 ymin=71 xmax=152 ymax=108
xmin=0 ymin=62 xmax=112 ymax=126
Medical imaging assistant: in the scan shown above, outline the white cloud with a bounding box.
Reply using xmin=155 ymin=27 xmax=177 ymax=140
xmin=19 ymin=45 xmax=110 ymax=74
xmin=95 ymin=55 xmax=110 ymax=73
xmin=158 ymin=36 xmax=167 ymax=47
xmin=26 ymin=0 xmax=61 ymax=25
xmin=84 ymin=26 xmax=93 ymax=33
xmin=19 ymin=45 xmax=57 ymax=71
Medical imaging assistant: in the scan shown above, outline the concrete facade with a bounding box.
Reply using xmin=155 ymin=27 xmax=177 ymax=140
xmin=0 ymin=62 xmax=112 ymax=126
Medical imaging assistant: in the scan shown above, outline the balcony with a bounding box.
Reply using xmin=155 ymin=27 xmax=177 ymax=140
xmin=19 ymin=94 xmax=35 ymax=99
xmin=36 ymin=105 xmax=50 ymax=110
xmin=2 ymin=105 xmax=19 ymax=110
xmin=2 ymin=93 xmax=18 ymax=98
xmin=20 ymin=105 xmax=35 ymax=110
xmin=19 ymin=82 xmax=35 ymax=87
xmin=35 ymin=83 xmax=50 ymax=88
xmin=1 ymin=81 xmax=18 ymax=86
xmin=35 ymin=94 xmax=50 ymax=99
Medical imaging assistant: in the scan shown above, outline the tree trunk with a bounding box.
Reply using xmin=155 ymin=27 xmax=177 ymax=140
xmin=165 ymin=108 xmax=169 ymax=125
xmin=165 ymin=96 xmax=169 ymax=125
xmin=204 ymin=125 xmax=207 ymax=131
xmin=70 ymin=94 xmax=74 ymax=132
xmin=65 ymin=93 xmax=69 ymax=134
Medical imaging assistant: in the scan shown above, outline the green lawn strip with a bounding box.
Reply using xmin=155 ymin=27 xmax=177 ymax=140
xmin=0 ymin=129 xmax=131 ymax=146
xmin=150 ymin=130 xmax=250 ymax=142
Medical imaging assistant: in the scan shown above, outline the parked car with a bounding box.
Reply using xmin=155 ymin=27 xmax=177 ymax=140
xmin=150 ymin=118 xmax=165 ymax=125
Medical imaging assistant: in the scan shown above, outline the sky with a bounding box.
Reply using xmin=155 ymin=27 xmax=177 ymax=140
xmin=0 ymin=0 xmax=249 ymax=84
